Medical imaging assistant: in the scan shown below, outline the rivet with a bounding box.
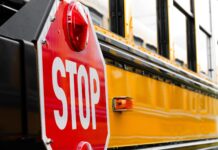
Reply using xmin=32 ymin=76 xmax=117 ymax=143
xmin=46 ymin=138 xmax=53 ymax=145
xmin=41 ymin=39 xmax=47 ymax=44
xmin=50 ymin=16 xmax=56 ymax=22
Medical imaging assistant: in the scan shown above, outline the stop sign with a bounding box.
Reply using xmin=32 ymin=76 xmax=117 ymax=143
xmin=37 ymin=0 xmax=109 ymax=149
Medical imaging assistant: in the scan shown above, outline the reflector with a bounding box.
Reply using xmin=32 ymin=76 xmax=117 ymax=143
xmin=112 ymin=97 xmax=133 ymax=112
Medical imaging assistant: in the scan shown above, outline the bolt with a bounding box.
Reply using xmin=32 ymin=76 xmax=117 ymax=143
xmin=46 ymin=138 xmax=53 ymax=145
xmin=50 ymin=16 xmax=56 ymax=22
xmin=41 ymin=39 xmax=47 ymax=44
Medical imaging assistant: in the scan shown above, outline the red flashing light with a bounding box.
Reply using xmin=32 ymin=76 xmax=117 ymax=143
xmin=112 ymin=97 xmax=133 ymax=112
xmin=67 ymin=2 xmax=89 ymax=51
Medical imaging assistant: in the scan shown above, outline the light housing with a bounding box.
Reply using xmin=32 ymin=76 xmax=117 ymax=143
xmin=67 ymin=2 xmax=89 ymax=51
xmin=112 ymin=97 xmax=133 ymax=112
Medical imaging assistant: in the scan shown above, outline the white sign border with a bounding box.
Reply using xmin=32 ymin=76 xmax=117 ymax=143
xmin=37 ymin=0 xmax=60 ymax=149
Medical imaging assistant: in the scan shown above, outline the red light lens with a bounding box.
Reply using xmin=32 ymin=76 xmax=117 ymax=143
xmin=112 ymin=97 xmax=133 ymax=112
xmin=67 ymin=2 xmax=89 ymax=51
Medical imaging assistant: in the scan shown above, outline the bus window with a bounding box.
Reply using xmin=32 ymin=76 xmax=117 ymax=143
xmin=199 ymin=0 xmax=211 ymax=33
xmin=172 ymin=7 xmax=188 ymax=66
xmin=171 ymin=0 xmax=196 ymax=71
xmin=80 ymin=0 xmax=125 ymax=37
xmin=132 ymin=0 xmax=158 ymax=53
xmin=198 ymin=30 xmax=210 ymax=76
xmin=196 ymin=0 xmax=212 ymax=78
xmin=80 ymin=0 xmax=110 ymax=30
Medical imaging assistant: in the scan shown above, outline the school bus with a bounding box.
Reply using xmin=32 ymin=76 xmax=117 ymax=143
xmin=0 ymin=0 xmax=218 ymax=149
xmin=80 ymin=0 xmax=218 ymax=149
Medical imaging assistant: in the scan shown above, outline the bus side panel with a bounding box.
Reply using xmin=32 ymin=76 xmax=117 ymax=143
xmin=106 ymin=65 xmax=218 ymax=148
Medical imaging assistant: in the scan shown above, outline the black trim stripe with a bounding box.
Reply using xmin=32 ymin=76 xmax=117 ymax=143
xmin=96 ymin=32 xmax=218 ymax=89
xmin=97 ymin=32 xmax=218 ymax=98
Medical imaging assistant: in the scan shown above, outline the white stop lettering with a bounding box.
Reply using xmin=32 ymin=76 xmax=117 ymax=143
xmin=52 ymin=57 xmax=100 ymax=130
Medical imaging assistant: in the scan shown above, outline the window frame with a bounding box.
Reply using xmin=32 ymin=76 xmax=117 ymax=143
xmin=131 ymin=0 xmax=158 ymax=53
xmin=198 ymin=26 xmax=212 ymax=78
xmin=157 ymin=0 xmax=170 ymax=58
xmin=110 ymin=0 xmax=125 ymax=37
xmin=173 ymin=0 xmax=197 ymax=71
xmin=131 ymin=0 xmax=170 ymax=58
xmin=197 ymin=0 xmax=213 ymax=78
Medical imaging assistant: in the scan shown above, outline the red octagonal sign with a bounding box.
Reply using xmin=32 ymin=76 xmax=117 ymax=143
xmin=37 ymin=0 xmax=109 ymax=149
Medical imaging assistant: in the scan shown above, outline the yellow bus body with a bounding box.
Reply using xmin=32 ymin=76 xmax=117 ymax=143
xmin=107 ymin=65 xmax=218 ymax=148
